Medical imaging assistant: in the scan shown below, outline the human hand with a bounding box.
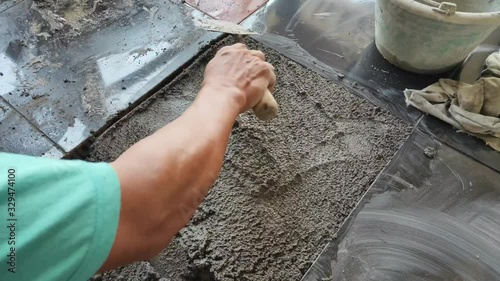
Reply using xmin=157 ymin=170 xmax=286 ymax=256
xmin=202 ymin=43 xmax=276 ymax=113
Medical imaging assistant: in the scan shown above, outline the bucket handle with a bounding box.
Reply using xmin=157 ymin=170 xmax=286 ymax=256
xmin=420 ymin=0 xmax=440 ymax=7
xmin=432 ymin=2 xmax=458 ymax=16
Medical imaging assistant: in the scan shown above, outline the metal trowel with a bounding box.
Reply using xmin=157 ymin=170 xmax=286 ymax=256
xmin=194 ymin=18 xmax=279 ymax=121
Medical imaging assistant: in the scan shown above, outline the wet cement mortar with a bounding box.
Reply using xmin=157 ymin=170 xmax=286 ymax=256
xmin=87 ymin=37 xmax=412 ymax=281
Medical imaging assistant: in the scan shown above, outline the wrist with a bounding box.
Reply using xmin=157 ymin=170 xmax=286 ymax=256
xmin=199 ymin=83 xmax=246 ymax=114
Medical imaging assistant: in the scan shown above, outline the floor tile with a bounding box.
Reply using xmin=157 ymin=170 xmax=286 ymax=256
xmin=418 ymin=115 xmax=500 ymax=174
xmin=0 ymin=0 xmax=23 ymax=12
xmin=0 ymin=98 xmax=63 ymax=157
xmin=0 ymin=0 xmax=218 ymax=154
xmin=302 ymin=129 xmax=500 ymax=281
xmin=185 ymin=0 xmax=269 ymax=23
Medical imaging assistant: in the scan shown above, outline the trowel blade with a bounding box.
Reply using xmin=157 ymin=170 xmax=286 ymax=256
xmin=194 ymin=18 xmax=259 ymax=35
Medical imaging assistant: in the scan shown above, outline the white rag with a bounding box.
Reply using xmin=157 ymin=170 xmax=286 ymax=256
xmin=405 ymin=53 xmax=500 ymax=152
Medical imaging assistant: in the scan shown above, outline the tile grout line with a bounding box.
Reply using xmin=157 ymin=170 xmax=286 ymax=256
xmin=182 ymin=1 xmax=217 ymax=20
xmin=237 ymin=0 xmax=272 ymax=24
xmin=182 ymin=0 xmax=270 ymax=23
xmin=0 ymin=0 xmax=26 ymax=14
xmin=0 ymin=95 xmax=66 ymax=153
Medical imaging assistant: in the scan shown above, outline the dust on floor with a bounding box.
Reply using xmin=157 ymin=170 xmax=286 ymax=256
xmin=87 ymin=37 xmax=413 ymax=281
xmin=31 ymin=0 xmax=136 ymax=40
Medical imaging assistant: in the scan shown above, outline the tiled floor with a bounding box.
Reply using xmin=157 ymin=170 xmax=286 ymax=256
xmin=418 ymin=116 xmax=500 ymax=173
xmin=302 ymin=129 xmax=500 ymax=281
xmin=0 ymin=97 xmax=63 ymax=157
xmin=0 ymin=0 xmax=21 ymax=12
xmin=185 ymin=0 xmax=269 ymax=23
xmin=0 ymin=0 xmax=219 ymax=156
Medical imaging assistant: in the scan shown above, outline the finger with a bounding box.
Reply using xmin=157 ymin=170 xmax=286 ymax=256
xmin=267 ymin=65 xmax=277 ymax=92
xmin=218 ymin=43 xmax=247 ymax=54
xmin=218 ymin=45 xmax=231 ymax=54
xmin=267 ymin=70 xmax=276 ymax=93
xmin=233 ymin=43 xmax=248 ymax=49
xmin=265 ymin=61 xmax=275 ymax=71
xmin=249 ymin=50 xmax=265 ymax=61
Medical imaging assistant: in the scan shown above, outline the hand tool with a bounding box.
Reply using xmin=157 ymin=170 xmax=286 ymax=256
xmin=194 ymin=18 xmax=279 ymax=121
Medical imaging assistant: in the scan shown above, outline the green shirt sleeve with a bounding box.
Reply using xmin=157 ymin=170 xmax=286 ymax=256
xmin=0 ymin=152 xmax=121 ymax=281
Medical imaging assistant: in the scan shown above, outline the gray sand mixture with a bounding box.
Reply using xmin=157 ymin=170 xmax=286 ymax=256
xmin=87 ymin=37 xmax=412 ymax=281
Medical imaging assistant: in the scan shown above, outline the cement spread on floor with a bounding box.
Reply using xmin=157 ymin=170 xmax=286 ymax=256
xmin=87 ymin=37 xmax=412 ymax=281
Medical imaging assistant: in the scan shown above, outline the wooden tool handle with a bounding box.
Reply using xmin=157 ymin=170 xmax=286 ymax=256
xmin=252 ymin=89 xmax=278 ymax=121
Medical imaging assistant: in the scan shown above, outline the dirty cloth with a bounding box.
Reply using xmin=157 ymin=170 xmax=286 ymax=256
xmin=405 ymin=52 xmax=500 ymax=152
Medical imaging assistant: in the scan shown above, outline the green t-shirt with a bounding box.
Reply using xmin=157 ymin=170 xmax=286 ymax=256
xmin=0 ymin=153 xmax=121 ymax=281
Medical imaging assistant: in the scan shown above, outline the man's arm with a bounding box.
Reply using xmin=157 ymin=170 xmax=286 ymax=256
xmin=100 ymin=43 xmax=276 ymax=271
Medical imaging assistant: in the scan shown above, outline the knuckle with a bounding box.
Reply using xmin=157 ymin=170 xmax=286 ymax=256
xmin=245 ymin=54 xmax=258 ymax=63
xmin=219 ymin=45 xmax=230 ymax=51
xmin=254 ymin=60 xmax=267 ymax=69
xmin=255 ymin=50 xmax=265 ymax=56
xmin=258 ymin=61 xmax=272 ymax=71
xmin=218 ymin=46 xmax=233 ymax=54
xmin=217 ymin=47 xmax=231 ymax=55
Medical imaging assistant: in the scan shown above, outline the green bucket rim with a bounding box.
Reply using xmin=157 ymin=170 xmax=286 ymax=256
xmin=386 ymin=0 xmax=500 ymax=25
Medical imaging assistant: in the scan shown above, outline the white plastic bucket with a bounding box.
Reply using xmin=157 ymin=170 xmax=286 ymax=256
xmin=375 ymin=0 xmax=500 ymax=74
